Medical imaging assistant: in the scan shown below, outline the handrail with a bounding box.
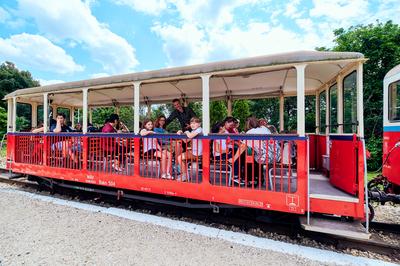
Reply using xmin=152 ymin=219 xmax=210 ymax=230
xmin=8 ymin=132 xmax=307 ymax=141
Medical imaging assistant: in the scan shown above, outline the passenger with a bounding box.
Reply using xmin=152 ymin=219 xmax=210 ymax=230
xmin=223 ymin=116 xmax=238 ymax=134
xmin=140 ymin=119 xmax=172 ymax=179
xmin=154 ymin=115 xmax=167 ymax=134
xmin=50 ymin=113 xmax=79 ymax=165
xmin=154 ymin=115 xmax=169 ymax=148
xmin=233 ymin=118 xmax=240 ymax=134
xmin=74 ymin=123 xmax=82 ymax=132
xmin=259 ymin=118 xmax=278 ymax=134
xmin=229 ymin=117 xmax=279 ymax=184
xmin=50 ymin=113 xmax=73 ymax=133
xmin=166 ymin=99 xmax=197 ymax=131
xmin=230 ymin=116 xmax=272 ymax=164
xmin=211 ymin=121 xmax=232 ymax=161
xmin=102 ymin=114 xmax=127 ymax=172
xmin=176 ymin=117 xmax=203 ymax=182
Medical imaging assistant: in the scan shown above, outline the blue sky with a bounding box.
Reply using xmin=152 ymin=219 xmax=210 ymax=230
xmin=0 ymin=0 xmax=399 ymax=85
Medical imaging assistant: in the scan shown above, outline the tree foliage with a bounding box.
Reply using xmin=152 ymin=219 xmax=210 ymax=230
xmin=0 ymin=62 xmax=40 ymax=133
xmin=327 ymin=21 xmax=400 ymax=170
xmin=0 ymin=62 xmax=40 ymax=109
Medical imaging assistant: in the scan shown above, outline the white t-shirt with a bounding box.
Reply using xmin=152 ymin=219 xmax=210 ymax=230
xmin=244 ymin=126 xmax=272 ymax=164
xmin=189 ymin=127 xmax=203 ymax=156
xmin=140 ymin=129 xmax=158 ymax=153
xmin=213 ymin=129 xmax=229 ymax=157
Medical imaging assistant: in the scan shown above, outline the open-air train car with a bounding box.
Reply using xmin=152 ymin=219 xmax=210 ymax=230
xmin=4 ymin=50 xmax=370 ymax=237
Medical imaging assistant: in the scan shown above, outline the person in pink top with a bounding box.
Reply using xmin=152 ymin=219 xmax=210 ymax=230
xmin=140 ymin=119 xmax=172 ymax=179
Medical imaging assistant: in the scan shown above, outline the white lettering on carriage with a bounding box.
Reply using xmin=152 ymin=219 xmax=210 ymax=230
xmin=238 ymin=199 xmax=264 ymax=208
xmin=164 ymin=191 xmax=177 ymax=196
xmin=140 ymin=187 xmax=151 ymax=192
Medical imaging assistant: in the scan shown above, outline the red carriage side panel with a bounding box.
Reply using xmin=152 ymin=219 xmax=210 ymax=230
xmin=383 ymin=130 xmax=400 ymax=186
xmin=307 ymin=134 xmax=316 ymax=169
xmin=6 ymin=134 xmax=15 ymax=170
xmin=329 ymin=135 xmax=358 ymax=195
xmin=315 ymin=135 xmax=327 ymax=171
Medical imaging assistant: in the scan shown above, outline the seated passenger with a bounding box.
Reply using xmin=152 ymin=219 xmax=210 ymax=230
xmin=223 ymin=116 xmax=238 ymax=134
xmin=211 ymin=121 xmax=232 ymax=161
xmin=51 ymin=113 xmax=73 ymax=133
xmin=154 ymin=115 xmax=169 ymax=148
xmin=50 ymin=113 xmax=79 ymax=165
xmin=176 ymin=117 xmax=203 ymax=181
xmin=140 ymin=119 xmax=172 ymax=179
xmin=230 ymin=116 xmax=276 ymax=165
xmin=259 ymin=118 xmax=278 ymax=134
xmin=102 ymin=114 xmax=127 ymax=172
xmin=229 ymin=117 xmax=281 ymax=184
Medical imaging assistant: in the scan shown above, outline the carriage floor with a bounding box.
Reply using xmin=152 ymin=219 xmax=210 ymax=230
xmin=309 ymin=172 xmax=358 ymax=202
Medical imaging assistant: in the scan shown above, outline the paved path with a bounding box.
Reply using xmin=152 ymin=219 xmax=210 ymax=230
xmin=0 ymin=184 xmax=392 ymax=266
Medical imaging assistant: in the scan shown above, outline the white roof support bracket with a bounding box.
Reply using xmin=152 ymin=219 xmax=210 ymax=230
xmin=201 ymin=74 xmax=211 ymax=135
xmin=133 ymin=81 xmax=141 ymax=134
xmin=82 ymin=88 xmax=89 ymax=134
xmin=43 ymin=93 xmax=48 ymax=133
xmin=295 ymin=64 xmax=307 ymax=137
xmin=12 ymin=97 xmax=17 ymax=132
xmin=356 ymin=62 xmax=364 ymax=138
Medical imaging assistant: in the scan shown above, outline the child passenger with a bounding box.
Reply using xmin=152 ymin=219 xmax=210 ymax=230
xmin=140 ymin=119 xmax=172 ymax=179
xmin=176 ymin=117 xmax=203 ymax=181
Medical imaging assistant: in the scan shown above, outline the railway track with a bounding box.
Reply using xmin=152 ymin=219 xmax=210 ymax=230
xmin=0 ymin=169 xmax=399 ymax=261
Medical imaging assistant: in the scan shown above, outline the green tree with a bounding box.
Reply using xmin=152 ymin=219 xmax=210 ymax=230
xmin=232 ymin=100 xmax=251 ymax=131
xmin=0 ymin=62 xmax=40 ymax=109
xmin=91 ymin=107 xmax=115 ymax=128
xmin=210 ymin=100 xmax=227 ymax=127
xmin=0 ymin=107 xmax=7 ymax=134
xmin=324 ymin=21 xmax=400 ymax=170
xmin=0 ymin=61 xmax=40 ymax=132
xmin=250 ymin=98 xmax=279 ymax=127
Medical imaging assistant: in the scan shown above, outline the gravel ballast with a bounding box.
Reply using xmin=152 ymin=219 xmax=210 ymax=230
xmin=0 ymin=183 xmax=330 ymax=266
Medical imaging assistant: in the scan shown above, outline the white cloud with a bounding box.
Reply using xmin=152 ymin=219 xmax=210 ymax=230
xmin=295 ymin=18 xmax=314 ymax=32
xmin=115 ymin=0 xmax=169 ymax=15
xmin=17 ymin=0 xmax=139 ymax=74
xmin=152 ymin=22 xmax=209 ymax=66
xmin=90 ymin=72 xmax=109 ymax=78
xmin=39 ymin=78 xmax=65 ymax=86
xmin=153 ymin=21 xmax=328 ymax=66
xmin=0 ymin=33 xmax=84 ymax=74
xmin=309 ymin=0 xmax=369 ymax=21
xmin=285 ymin=0 xmax=302 ymax=19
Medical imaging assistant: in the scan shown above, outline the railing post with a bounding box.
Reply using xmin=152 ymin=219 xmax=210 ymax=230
xmin=82 ymin=136 xmax=88 ymax=170
xmin=43 ymin=135 xmax=48 ymax=166
xmin=134 ymin=137 xmax=140 ymax=176
xmin=133 ymin=82 xmax=141 ymax=134
xmin=202 ymin=139 xmax=210 ymax=183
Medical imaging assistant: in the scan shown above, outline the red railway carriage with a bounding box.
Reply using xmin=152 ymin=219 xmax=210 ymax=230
xmin=4 ymin=51 xmax=370 ymax=238
xmin=383 ymin=64 xmax=400 ymax=189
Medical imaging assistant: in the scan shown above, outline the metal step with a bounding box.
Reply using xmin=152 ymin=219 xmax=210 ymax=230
xmin=300 ymin=216 xmax=371 ymax=240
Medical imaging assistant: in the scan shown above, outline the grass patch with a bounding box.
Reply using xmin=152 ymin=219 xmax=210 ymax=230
xmin=367 ymin=171 xmax=380 ymax=181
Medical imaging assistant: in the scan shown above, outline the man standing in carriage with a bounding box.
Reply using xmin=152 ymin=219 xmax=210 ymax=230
xmin=165 ymin=98 xmax=197 ymax=131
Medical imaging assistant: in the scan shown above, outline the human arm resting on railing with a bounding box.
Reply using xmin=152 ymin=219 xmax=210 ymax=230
xmin=140 ymin=129 xmax=154 ymax=136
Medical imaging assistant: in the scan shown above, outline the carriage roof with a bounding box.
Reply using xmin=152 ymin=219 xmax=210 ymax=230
xmin=4 ymin=50 xmax=364 ymax=107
